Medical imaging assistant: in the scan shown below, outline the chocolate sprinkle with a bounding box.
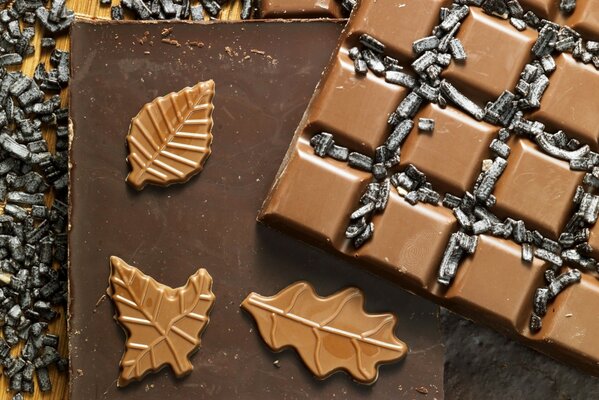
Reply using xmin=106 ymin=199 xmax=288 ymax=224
xmin=440 ymin=80 xmax=484 ymax=121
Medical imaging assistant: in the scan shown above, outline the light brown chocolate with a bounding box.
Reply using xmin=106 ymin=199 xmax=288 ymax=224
xmin=306 ymin=53 xmax=409 ymax=154
xmin=400 ymin=104 xmax=496 ymax=196
xmin=445 ymin=235 xmax=547 ymax=334
xmin=347 ymin=0 xmax=452 ymax=62
xmin=108 ymin=256 xmax=215 ymax=387
xmin=540 ymin=274 xmax=599 ymax=368
xmin=126 ymin=80 xmax=215 ymax=190
xmin=258 ymin=0 xmax=344 ymax=18
xmin=264 ymin=138 xmax=372 ymax=250
xmin=355 ymin=192 xmax=457 ymax=292
xmin=442 ymin=8 xmax=537 ymax=104
xmin=492 ymin=137 xmax=584 ymax=240
xmin=531 ymin=54 xmax=599 ymax=152
xmin=241 ymin=281 xmax=407 ymax=384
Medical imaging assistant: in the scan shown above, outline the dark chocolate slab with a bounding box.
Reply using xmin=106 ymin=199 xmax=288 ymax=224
xmin=69 ymin=20 xmax=444 ymax=400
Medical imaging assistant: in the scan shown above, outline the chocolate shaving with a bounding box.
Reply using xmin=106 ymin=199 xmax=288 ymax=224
xmin=535 ymin=132 xmax=590 ymax=161
xmin=440 ymin=80 xmax=484 ymax=121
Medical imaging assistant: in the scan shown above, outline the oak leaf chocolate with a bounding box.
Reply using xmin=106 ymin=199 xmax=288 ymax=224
xmin=241 ymin=281 xmax=407 ymax=384
xmin=126 ymin=80 xmax=215 ymax=190
xmin=108 ymin=256 xmax=215 ymax=386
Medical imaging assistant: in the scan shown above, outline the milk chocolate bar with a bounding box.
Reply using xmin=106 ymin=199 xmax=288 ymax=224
xmin=261 ymin=0 xmax=599 ymax=374
xmin=69 ymin=20 xmax=444 ymax=399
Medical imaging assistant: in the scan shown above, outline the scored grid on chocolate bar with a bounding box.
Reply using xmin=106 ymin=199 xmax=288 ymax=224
xmin=261 ymin=0 xmax=599 ymax=374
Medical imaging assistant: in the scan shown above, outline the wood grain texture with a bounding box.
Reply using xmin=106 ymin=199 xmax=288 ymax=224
xmin=9 ymin=1 xmax=243 ymax=399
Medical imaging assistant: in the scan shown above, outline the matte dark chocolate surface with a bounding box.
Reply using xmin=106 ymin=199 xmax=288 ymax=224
xmin=69 ymin=20 xmax=444 ymax=399
xmin=261 ymin=0 xmax=599 ymax=376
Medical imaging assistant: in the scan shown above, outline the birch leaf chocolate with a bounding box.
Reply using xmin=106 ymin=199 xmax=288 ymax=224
xmin=108 ymin=256 xmax=215 ymax=386
xmin=125 ymin=80 xmax=215 ymax=190
xmin=241 ymin=281 xmax=407 ymax=384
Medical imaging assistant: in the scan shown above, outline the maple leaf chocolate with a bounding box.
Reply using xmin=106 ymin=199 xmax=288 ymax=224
xmin=108 ymin=256 xmax=215 ymax=386
xmin=125 ymin=80 xmax=215 ymax=191
xmin=242 ymin=281 xmax=407 ymax=384
xmin=261 ymin=0 xmax=599 ymax=376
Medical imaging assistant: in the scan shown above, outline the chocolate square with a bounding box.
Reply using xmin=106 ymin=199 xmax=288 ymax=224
xmin=531 ymin=54 xmax=599 ymax=152
xmin=443 ymin=8 xmax=537 ymax=104
xmin=540 ymin=275 xmax=599 ymax=367
xmin=400 ymin=104 xmax=497 ymax=196
xmin=306 ymin=52 xmax=409 ymax=154
xmin=492 ymin=137 xmax=584 ymax=239
xmin=355 ymin=192 xmax=457 ymax=291
xmin=446 ymin=235 xmax=547 ymax=333
xmin=568 ymin=0 xmax=599 ymax=41
xmin=519 ymin=0 xmax=558 ymax=19
xmin=263 ymin=139 xmax=371 ymax=250
xmin=347 ymin=0 xmax=452 ymax=62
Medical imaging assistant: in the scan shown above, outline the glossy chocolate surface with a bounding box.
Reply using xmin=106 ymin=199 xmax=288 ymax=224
xmin=258 ymin=0 xmax=344 ymax=19
xmin=492 ymin=137 xmax=584 ymax=239
xmin=108 ymin=257 xmax=215 ymax=387
xmin=442 ymin=8 xmax=537 ymax=104
xmin=241 ymin=282 xmax=408 ymax=384
xmin=125 ymin=80 xmax=215 ymax=190
xmin=306 ymin=52 xmax=408 ymax=154
xmin=531 ymin=54 xmax=599 ymax=152
xmin=399 ymin=104 xmax=496 ymax=196
xmin=261 ymin=0 xmax=599 ymax=377
xmin=69 ymin=20 xmax=444 ymax=399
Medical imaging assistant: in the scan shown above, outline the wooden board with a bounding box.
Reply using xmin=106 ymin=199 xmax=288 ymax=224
xmin=9 ymin=1 xmax=243 ymax=399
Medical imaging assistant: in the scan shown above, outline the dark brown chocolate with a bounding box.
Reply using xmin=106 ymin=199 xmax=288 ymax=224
xmin=260 ymin=0 xmax=599 ymax=377
xmin=69 ymin=20 xmax=444 ymax=399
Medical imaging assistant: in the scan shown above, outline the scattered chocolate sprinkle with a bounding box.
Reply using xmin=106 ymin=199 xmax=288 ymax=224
xmin=348 ymin=152 xmax=373 ymax=172
xmin=560 ymin=0 xmax=576 ymax=13
xmin=418 ymin=118 xmax=435 ymax=132
xmin=385 ymin=71 xmax=416 ymax=88
xmin=440 ymin=80 xmax=484 ymax=121
xmin=359 ymin=33 xmax=385 ymax=54
xmin=412 ymin=36 xmax=440 ymax=54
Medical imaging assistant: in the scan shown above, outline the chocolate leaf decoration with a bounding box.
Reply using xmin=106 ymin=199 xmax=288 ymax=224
xmin=108 ymin=256 xmax=215 ymax=387
xmin=126 ymin=80 xmax=215 ymax=190
xmin=241 ymin=281 xmax=407 ymax=384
